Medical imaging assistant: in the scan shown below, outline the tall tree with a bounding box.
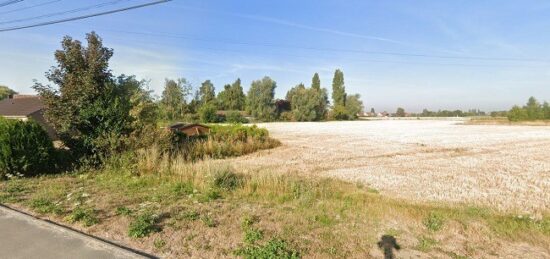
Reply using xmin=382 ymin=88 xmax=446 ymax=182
xmin=216 ymin=79 xmax=246 ymax=110
xmin=0 ymin=86 xmax=17 ymax=100
xmin=33 ymin=32 xmax=147 ymax=160
xmin=160 ymin=78 xmax=187 ymax=121
xmin=543 ymin=101 xmax=550 ymax=120
xmin=525 ymin=96 xmax=543 ymax=120
xmin=332 ymin=69 xmax=346 ymax=107
xmin=246 ymin=77 xmax=277 ymax=121
xmin=199 ymin=80 xmax=215 ymax=105
xmin=311 ymin=73 xmax=321 ymax=90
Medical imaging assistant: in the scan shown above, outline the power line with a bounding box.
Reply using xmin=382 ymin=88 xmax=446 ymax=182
xmin=0 ymin=0 xmax=171 ymax=32
xmin=0 ymin=0 xmax=61 ymax=15
xmin=108 ymin=30 xmax=550 ymax=63
xmin=0 ymin=0 xmax=133 ymax=25
xmin=0 ymin=0 xmax=23 ymax=8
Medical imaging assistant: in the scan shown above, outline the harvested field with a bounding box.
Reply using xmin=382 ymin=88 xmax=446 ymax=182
xmin=231 ymin=120 xmax=550 ymax=215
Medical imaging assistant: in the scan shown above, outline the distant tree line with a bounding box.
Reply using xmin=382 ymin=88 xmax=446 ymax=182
xmin=158 ymin=69 xmax=363 ymax=123
xmin=0 ymin=85 xmax=17 ymax=100
xmin=507 ymin=96 xmax=550 ymax=121
xmin=412 ymin=109 xmax=486 ymax=117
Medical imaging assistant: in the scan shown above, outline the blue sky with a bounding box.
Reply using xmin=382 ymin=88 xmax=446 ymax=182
xmin=1 ymin=0 xmax=550 ymax=112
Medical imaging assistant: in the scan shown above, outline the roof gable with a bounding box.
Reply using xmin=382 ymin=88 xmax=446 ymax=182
xmin=0 ymin=96 xmax=44 ymax=116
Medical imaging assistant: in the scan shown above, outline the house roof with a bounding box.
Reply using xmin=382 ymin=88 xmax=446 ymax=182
xmin=0 ymin=95 xmax=44 ymax=117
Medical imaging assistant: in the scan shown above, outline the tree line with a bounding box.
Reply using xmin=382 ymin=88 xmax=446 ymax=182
xmin=158 ymin=70 xmax=364 ymax=123
xmin=507 ymin=96 xmax=550 ymax=121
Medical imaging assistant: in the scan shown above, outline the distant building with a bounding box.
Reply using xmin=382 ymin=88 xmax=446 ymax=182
xmin=0 ymin=94 xmax=57 ymax=139
xmin=168 ymin=123 xmax=210 ymax=137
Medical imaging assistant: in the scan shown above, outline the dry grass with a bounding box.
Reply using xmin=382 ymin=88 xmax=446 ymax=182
xmin=1 ymin=157 xmax=549 ymax=258
xmin=234 ymin=120 xmax=550 ymax=215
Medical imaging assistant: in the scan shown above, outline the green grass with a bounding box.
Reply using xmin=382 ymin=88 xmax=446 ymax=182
xmin=423 ymin=211 xmax=445 ymax=231
xmin=416 ymin=236 xmax=438 ymax=252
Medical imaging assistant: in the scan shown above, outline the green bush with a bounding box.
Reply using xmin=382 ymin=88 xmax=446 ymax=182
xmin=199 ymin=103 xmax=219 ymax=123
xmin=225 ymin=110 xmax=249 ymax=124
xmin=0 ymin=118 xmax=55 ymax=178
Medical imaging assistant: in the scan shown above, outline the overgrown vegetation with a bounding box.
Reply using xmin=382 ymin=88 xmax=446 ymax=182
xmin=0 ymin=118 xmax=56 ymax=179
xmin=1 ymin=157 xmax=548 ymax=257
xmin=507 ymin=96 xmax=550 ymax=122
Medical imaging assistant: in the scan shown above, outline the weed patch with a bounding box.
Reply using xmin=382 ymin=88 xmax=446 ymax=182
xmin=66 ymin=207 xmax=99 ymax=227
xmin=424 ymin=212 xmax=445 ymax=231
xmin=128 ymin=211 xmax=160 ymax=238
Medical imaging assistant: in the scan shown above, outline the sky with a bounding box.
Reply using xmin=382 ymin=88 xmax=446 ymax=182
xmin=1 ymin=0 xmax=550 ymax=112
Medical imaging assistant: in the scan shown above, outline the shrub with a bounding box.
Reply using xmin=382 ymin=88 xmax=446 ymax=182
xmin=329 ymin=105 xmax=349 ymax=120
xmin=0 ymin=118 xmax=55 ymax=178
xmin=199 ymin=103 xmax=219 ymax=123
xmin=226 ymin=110 xmax=248 ymax=124
xmin=128 ymin=211 xmax=160 ymax=238
xmin=507 ymin=106 xmax=528 ymax=122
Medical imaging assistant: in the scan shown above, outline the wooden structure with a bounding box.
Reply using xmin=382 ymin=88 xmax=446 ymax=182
xmin=168 ymin=123 xmax=210 ymax=137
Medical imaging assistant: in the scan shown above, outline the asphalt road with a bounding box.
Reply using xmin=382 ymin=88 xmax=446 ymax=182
xmin=0 ymin=206 xmax=151 ymax=259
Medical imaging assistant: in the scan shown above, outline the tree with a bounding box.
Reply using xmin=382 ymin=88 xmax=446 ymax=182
xmin=371 ymin=108 xmax=375 ymax=114
xmin=199 ymin=80 xmax=215 ymax=105
xmin=332 ymin=69 xmax=346 ymax=107
xmin=0 ymin=85 xmax=17 ymax=100
xmin=525 ymin=96 xmax=543 ymax=120
xmin=32 ymin=32 xmax=147 ymax=161
xmin=246 ymin=77 xmax=277 ymax=121
xmin=345 ymin=94 xmax=364 ymax=119
xmin=507 ymin=105 xmax=528 ymax=122
xmin=198 ymin=102 xmax=218 ymax=123
xmin=311 ymin=73 xmax=321 ymax=90
xmin=396 ymin=107 xmax=406 ymax=117
xmin=543 ymin=101 xmax=550 ymax=120
xmin=217 ymin=79 xmax=246 ymax=110
xmin=160 ymin=78 xmax=192 ymax=120
xmin=286 ymin=83 xmax=316 ymax=121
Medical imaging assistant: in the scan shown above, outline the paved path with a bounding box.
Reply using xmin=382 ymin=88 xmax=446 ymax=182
xmin=0 ymin=205 xmax=152 ymax=259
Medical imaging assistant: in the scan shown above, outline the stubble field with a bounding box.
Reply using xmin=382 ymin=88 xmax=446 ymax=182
xmin=233 ymin=120 xmax=550 ymax=215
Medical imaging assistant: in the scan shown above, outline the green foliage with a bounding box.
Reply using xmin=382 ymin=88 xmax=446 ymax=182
xmin=33 ymin=32 xmax=155 ymax=163
xmin=160 ymin=78 xmax=192 ymax=121
xmin=507 ymin=105 xmax=528 ymax=121
xmin=198 ymin=102 xmax=218 ymax=123
xmin=199 ymin=80 xmax=216 ymax=105
xmin=116 ymin=206 xmax=133 ymax=216
xmin=225 ymin=110 xmax=249 ymax=123
xmin=128 ymin=211 xmax=160 ymax=238
xmin=235 ymin=238 xmax=301 ymax=259
xmin=66 ymin=207 xmax=99 ymax=227
xmin=29 ymin=198 xmax=63 ymax=215
xmin=286 ymin=83 xmax=327 ymax=121
xmin=507 ymin=97 xmax=549 ymax=121
xmin=246 ymin=77 xmax=277 ymax=121
xmin=330 ymin=105 xmax=349 ymax=120
xmin=332 ymin=69 xmax=346 ymax=107
xmin=423 ymin=212 xmax=445 ymax=231
xmin=244 ymin=227 xmax=264 ymax=244
xmin=345 ymin=94 xmax=364 ymax=119
xmin=217 ymin=79 xmax=246 ymax=111
xmin=0 ymin=118 xmax=55 ymax=178
xmin=0 ymin=85 xmax=17 ymax=100
xmin=311 ymin=73 xmax=321 ymax=90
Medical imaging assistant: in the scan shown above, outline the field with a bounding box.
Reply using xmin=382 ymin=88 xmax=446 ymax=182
xmin=234 ymin=120 xmax=550 ymax=215
xmin=1 ymin=120 xmax=549 ymax=258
